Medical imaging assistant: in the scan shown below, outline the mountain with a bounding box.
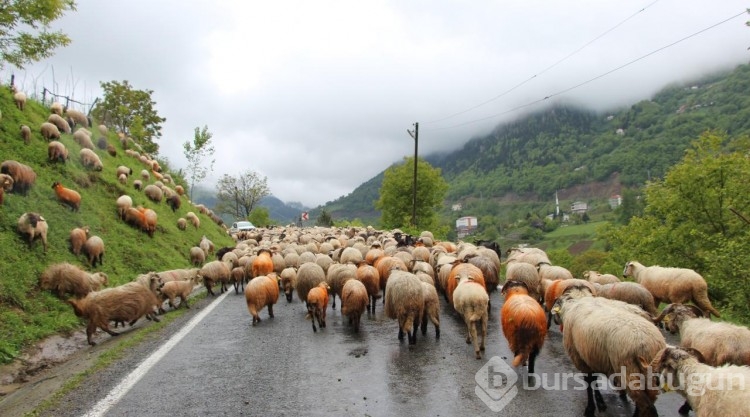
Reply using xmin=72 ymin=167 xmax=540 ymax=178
xmin=190 ymin=185 xmax=306 ymax=224
xmin=315 ymin=63 xmax=750 ymax=225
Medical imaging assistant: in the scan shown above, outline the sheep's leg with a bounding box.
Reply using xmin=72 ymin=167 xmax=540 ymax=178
xmin=546 ymin=310 xmax=553 ymax=329
xmin=583 ymin=373 xmax=597 ymax=417
xmin=420 ymin=314 xmax=428 ymax=335
xmin=469 ymin=320 xmax=480 ymax=359
xmin=86 ymin=323 xmax=98 ymax=346
xmin=410 ymin=317 xmax=419 ymax=345
xmin=354 ymin=315 xmax=360 ymax=333
xmin=182 ymin=296 xmax=190 ymax=309
xmin=268 ymin=304 xmax=274 ymax=318
xmin=479 ymin=316 xmax=487 ymax=351
xmin=678 ymin=400 xmax=692 ymax=415
xmin=311 ymin=311 xmax=318 ymax=333
xmin=591 ymin=374 xmax=606 ymax=411
xmin=398 ymin=327 xmax=405 ymax=341
xmin=528 ymin=347 xmax=539 ymax=374
xmin=331 ymin=294 xmax=336 ymax=310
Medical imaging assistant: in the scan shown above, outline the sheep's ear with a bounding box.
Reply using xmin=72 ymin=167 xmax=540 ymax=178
xmin=649 ymin=347 xmax=671 ymax=373
xmin=682 ymin=347 xmax=707 ymax=363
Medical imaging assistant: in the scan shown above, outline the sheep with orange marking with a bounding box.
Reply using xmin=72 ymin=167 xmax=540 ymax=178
xmin=69 ymin=226 xmax=90 ymax=256
xmin=356 ymin=260 xmax=381 ymax=313
xmin=341 ymin=279 xmax=368 ymax=333
xmin=295 ymin=262 xmax=326 ymax=304
xmin=445 ymin=260 xmax=485 ymax=309
xmin=83 ymin=235 xmax=105 ymax=268
xmin=69 ymin=276 xmax=162 ymax=346
xmin=2 ymin=160 xmax=36 ymax=195
xmin=384 ymin=271 xmax=425 ymax=345
xmin=52 ymin=181 xmax=81 ymax=212
xmin=39 ymin=262 xmax=108 ymax=299
xmin=306 ymin=281 xmax=330 ymax=332
xmin=17 ymin=212 xmax=48 ymax=252
xmin=452 ymin=266 xmax=489 ymax=359
xmin=244 ymin=273 xmax=280 ymax=325
xmin=501 ymin=280 xmax=547 ymax=372
xmin=251 ymin=248 xmax=274 ymax=279
xmin=374 ymin=255 xmax=408 ymax=300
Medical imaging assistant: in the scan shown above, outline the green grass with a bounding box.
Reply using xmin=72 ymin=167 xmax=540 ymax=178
xmin=0 ymin=88 xmax=234 ymax=364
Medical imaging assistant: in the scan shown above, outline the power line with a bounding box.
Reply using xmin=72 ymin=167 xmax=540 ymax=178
xmin=424 ymin=0 xmax=661 ymax=125
xmin=424 ymin=10 xmax=747 ymax=132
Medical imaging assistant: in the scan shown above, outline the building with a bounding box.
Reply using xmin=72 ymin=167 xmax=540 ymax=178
xmin=455 ymin=216 xmax=478 ymax=239
xmin=570 ymin=201 xmax=588 ymax=214
xmin=451 ymin=203 xmax=462 ymax=212
xmin=609 ymin=194 xmax=622 ymax=209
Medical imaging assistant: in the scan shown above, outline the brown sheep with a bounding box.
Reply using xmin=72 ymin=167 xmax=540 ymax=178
xmin=355 ymin=260 xmax=381 ymax=313
xmin=47 ymin=114 xmax=71 ymax=134
xmin=20 ymin=125 xmax=31 ymax=144
xmin=445 ymin=260 xmax=486 ymax=309
xmin=48 ymin=141 xmax=69 ymax=163
xmin=83 ymin=235 xmax=105 ymax=268
xmin=52 ymin=181 xmax=81 ymax=212
xmin=40 ymin=122 xmax=61 ymax=140
xmin=1 ymin=160 xmax=36 ymax=195
xmin=39 ymin=262 xmax=108 ymax=298
xmin=79 ymin=148 xmax=103 ymax=171
xmin=17 ymin=212 xmax=48 ymax=252
xmin=166 ymin=195 xmax=181 ymax=212
xmin=231 ymin=266 xmax=246 ymax=294
xmin=157 ymin=274 xmax=200 ymax=312
xmin=306 ymin=281 xmax=330 ymax=332
xmin=69 ymin=281 xmax=161 ymax=346
xmin=69 ymin=226 xmax=90 ymax=256
xmin=0 ymin=173 xmax=14 ymax=205
xmin=198 ymin=260 xmax=232 ymax=295
xmin=341 ymin=279 xmax=368 ymax=332
xmin=189 ymin=246 xmax=205 ymax=266
xmin=139 ymin=207 xmax=158 ymax=237
xmin=245 ymin=273 xmax=280 ymax=325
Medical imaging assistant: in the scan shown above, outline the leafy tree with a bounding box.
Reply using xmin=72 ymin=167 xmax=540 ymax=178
xmin=183 ymin=125 xmax=215 ymax=201
xmin=376 ymin=157 xmax=448 ymax=230
xmin=317 ymin=209 xmax=333 ymax=227
xmin=91 ymin=80 xmax=166 ymax=153
xmin=215 ymin=170 xmax=270 ymax=219
xmin=248 ymin=206 xmax=273 ymax=227
xmin=602 ymin=131 xmax=750 ymax=320
xmin=0 ymin=0 xmax=76 ymax=70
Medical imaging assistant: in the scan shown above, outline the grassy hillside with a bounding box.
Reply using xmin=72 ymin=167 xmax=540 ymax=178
xmin=0 ymin=87 xmax=234 ymax=364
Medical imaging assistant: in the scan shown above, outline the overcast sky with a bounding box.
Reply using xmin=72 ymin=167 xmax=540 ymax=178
xmin=10 ymin=0 xmax=750 ymax=207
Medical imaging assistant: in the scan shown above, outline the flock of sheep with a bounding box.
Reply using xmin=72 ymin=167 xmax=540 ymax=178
xmin=40 ymin=222 xmax=747 ymax=417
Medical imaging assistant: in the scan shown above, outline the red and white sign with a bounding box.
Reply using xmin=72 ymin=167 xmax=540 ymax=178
xmin=301 ymin=212 xmax=309 ymax=221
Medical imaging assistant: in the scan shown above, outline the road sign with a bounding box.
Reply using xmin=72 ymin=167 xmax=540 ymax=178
xmin=301 ymin=212 xmax=309 ymax=221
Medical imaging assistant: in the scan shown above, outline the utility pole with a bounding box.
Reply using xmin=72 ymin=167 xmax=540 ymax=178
xmin=407 ymin=122 xmax=419 ymax=227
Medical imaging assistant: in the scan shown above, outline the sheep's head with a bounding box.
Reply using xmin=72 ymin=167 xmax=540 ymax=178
xmin=654 ymin=303 xmax=704 ymax=334
xmin=550 ymin=284 xmax=594 ymax=325
xmin=649 ymin=346 xmax=707 ymax=392
xmin=0 ymin=174 xmax=14 ymax=191
xmin=501 ymin=280 xmax=529 ymax=296
xmin=622 ymin=261 xmax=637 ymax=277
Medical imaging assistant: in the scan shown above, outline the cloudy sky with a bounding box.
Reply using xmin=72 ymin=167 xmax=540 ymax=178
xmin=10 ymin=0 xmax=750 ymax=207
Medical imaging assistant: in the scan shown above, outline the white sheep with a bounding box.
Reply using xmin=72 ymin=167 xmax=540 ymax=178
xmin=79 ymin=148 xmax=103 ymax=171
xmin=40 ymin=122 xmax=61 ymax=141
xmin=116 ymin=195 xmax=133 ymax=220
xmin=452 ymin=268 xmax=489 ymax=359
xmin=384 ymin=270 xmax=424 ymax=345
xmin=551 ymin=285 xmax=665 ymax=416
xmin=13 ymin=90 xmax=26 ymax=111
xmin=583 ymin=270 xmax=620 ymax=285
xmin=48 ymin=114 xmax=71 ymax=134
xmin=504 ymin=259 xmax=543 ymax=303
xmin=623 ymin=261 xmax=720 ymax=318
xmin=17 ymin=212 xmax=48 ymax=252
xmin=650 ymin=345 xmax=750 ymax=417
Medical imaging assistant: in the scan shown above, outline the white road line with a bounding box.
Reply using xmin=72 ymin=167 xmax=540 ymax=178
xmin=82 ymin=290 xmax=231 ymax=417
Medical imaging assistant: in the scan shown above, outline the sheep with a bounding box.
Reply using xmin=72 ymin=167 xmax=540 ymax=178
xmin=384 ymin=270 xmax=425 ymax=345
xmin=140 ymin=207 xmax=158 ymax=237
xmin=500 ymin=280 xmax=547 ymax=372
xmin=0 ymin=173 xmax=14 ymax=205
xmin=420 ymin=281 xmax=440 ymax=339
xmin=374 ymin=255 xmax=408 ymax=300
xmin=306 ymin=281 xmax=330 ymax=332
xmin=623 ymin=260 xmax=721 ymax=318
xmin=98 ymin=124 xmax=108 ymax=136
xmin=47 ymin=114 xmax=71 ymax=134
xmin=123 ymin=206 xmax=156 ymax=237
xmin=68 ymin=281 xmax=161 ymax=346
xmin=174 ymin=185 xmax=185 ymax=196
xmin=280 ymin=267 xmax=297 ymax=302
xmin=452 ymin=268 xmax=489 ymax=359
xmin=17 ymin=212 xmax=48 ymax=252
xmin=47 ymin=140 xmax=69 ymax=163
xmin=340 ymin=246 xmax=364 ymax=265
xmin=51 ymin=181 xmax=81 ymax=212
xmin=198 ymin=260 xmax=232 ymax=296
xmin=251 ymin=248 xmax=274 ymax=278
xmin=20 ymin=124 xmax=31 ymax=144
xmin=40 ymin=122 xmax=61 ymax=140
xmin=133 ymin=179 xmax=143 ymax=191
xmin=550 ymin=285 xmax=665 ymax=417
xmin=341 ymin=279 xmax=369 ymax=332
xmin=177 ymin=218 xmax=187 ymax=231
xmin=79 ymin=148 xmax=103 ymax=171
xmin=543 ymin=278 xmax=596 ymax=329
xmin=1 ymin=160 xmax=36 ymax=195
xmin=295 ymin=262 xmax=327 ymax=304
xmin=355 ymin=260 xmax=381 ymax=313
xmin=116 ymin=195 xmax=133 ymax=220
xmin=465 ymin=253 xmax=499 ymax=300
xmin=231 ymin=267 xmax=246 ymax=294
xmin=50 ymin=102 xmax=63 ymax=115
xmin=106 ymin=144 xmax=117 ymax=157
xmin=536 ymin=262 xmax=574 ymax=281
xmin=655 ymin=303 xmax=750 ymax=368
xmin=166 ymin=195 xmax=181 ymax=212
xmin=504 ymin=259 xmax=543 ymax=303
xmin=14 ymin=90 xmax=26 ymax=110
xmin=116 ymin=165 xmax=133 ymax=179
xmin=155 ymin=268 xmax=200 ymax=284
xmin=650 ymin=346 xmax=750 ymax=417
xmin=506 ymin=247 xmax=550 ymax=265
xmin=157 ymin=274 xmax=200 ymax=312
xmin=65 ymin=108 xmax=89 ymax=127
xmin=583 ymin=270 xmax=620 ymax=285
xmin=595 ymin=281 xmax=659 ymax=317
xmin=143 ymin=184 xmax=163 ymax=203
xmin=189 ymin=246 xmax=206 ymax=266
xmin=245 ymin=273 xmax=280 ymax=325
xmin=39 ymin=262 xmax=108 ymax=298
xmin=325 ymin=262 xmax=357 ymax=310
xmin=69 ymin=226 xmax=90 ymax=256
xmin=186 ymin=211 xmax=200 ymax=229
xmin=83 ymin=235 xmax=105 ymax=268
xmin=445 ymin=260 xmax=486 ymax=308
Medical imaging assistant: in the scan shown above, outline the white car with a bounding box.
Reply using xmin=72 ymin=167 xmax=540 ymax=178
xmin=229 ymin=221 xmax=255 ymax=234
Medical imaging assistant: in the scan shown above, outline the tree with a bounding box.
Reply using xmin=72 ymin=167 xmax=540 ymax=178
xmin=248 ymin=206 xmax=272 ymax=227
xmin=376 ymin=156 xmax=448 ymax=231
xmin=316 ymin=209 xmax=333 ymax=227
xmin=215 ymin=170 xmax=270 ymax=219
xmin=0 ymin=0 xmax=76 ymax=70
xmin=183 ymin=125 xmax=215 ymax=201
xmin=91 ymin=80 xmax=166 ymax=153
xmin=602 ymin=131 xmax=750 ymax=320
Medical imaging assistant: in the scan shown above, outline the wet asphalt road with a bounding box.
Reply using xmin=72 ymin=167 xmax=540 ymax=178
xmin=40 ymin=288 xmax=686 ymax=417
